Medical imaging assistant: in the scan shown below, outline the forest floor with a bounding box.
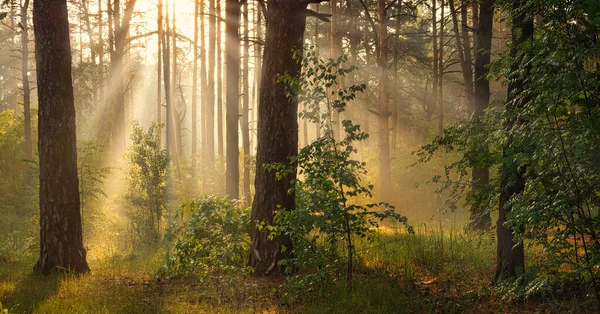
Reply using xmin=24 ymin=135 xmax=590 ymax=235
xmin=0 ymin=231 xmax=597 ymax=313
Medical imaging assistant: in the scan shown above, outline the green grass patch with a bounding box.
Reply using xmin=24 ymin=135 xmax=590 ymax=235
xmin=0 ymin=231 xmax=596 ymax=313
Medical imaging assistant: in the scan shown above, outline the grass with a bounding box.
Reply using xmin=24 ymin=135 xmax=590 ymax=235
xmin=1 ymin=229 xmax=597 ymax=313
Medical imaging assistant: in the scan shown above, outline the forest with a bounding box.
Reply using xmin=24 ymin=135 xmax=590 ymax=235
xmin=0 ymin=0 xmax=599 ymax=312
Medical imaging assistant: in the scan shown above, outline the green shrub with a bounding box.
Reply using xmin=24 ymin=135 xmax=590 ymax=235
xmin=157 ymin=196 xmax=252 ymax=283
xmin=123 ymin=121 xmax=169 ymax=245
xmin=274 ymin=48 xmax=412 ymax=295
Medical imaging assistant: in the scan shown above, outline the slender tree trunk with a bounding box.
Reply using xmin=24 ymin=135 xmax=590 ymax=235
xmin=225 ymin=0 xmax=241 ymax=199
xmin=377 ymin=0 xmax=392 ymax=202
xmin=471 ymin=0 xmax=493 ymax=230
xmin=314 ymin=4 xmax=321 ymax=140
xmin=171 ymin=1 xmax=182 ymax=158
xmin=81 ymin=0 xmax=97 ymax=107
xmin=438 ymin=0 xmax=445 ymax=136
xmin=98 ymin=0 xmax=104 ymax=108
xmin=111 ymin=0 xmax=124 ymax=150
xmin=391 ymin=1 xmax=401 ymax=157
xmin=21 ymin=0 xmax=32 ymax=159
xmin=207 ymin=0 xmax=216 ymax=166
xmin=192 ymin=0 xmax=199 ymax=180
xmin=448 ymin=0 xmax=474 ymax=112
xmin=200 ymin=0 xmax=208 ymax=188
xmin=163 ymin=0 xmax=172 ymax=156
xmin=430 ymin=0 xmax=438 ymax=122
xmin=110 ymin=0 xmax=137 ymax=152
xmin=330 ymin=0 xmax=341 ymax=139
xmin=362 ymin=16 xmax=370 ymax=145
xmin=158 ymin=0 xmax=163 ymax=126
xmin=494 ymin=0 xmax=531 ymax=283
xmin=253 ymin=1 xmax=262 ymax=154
xmin=217 ymin=0 xmax=224 ymax=162
xmin=241 ymin=1 xmax=251 ymax=203
xmin=249 ymin=0 xmax=323 ymax=275
xmin=33 ymin=0 xmax=89 ymax=275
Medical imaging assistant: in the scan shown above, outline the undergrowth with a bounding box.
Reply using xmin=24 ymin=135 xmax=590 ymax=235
xmin=0 ymin=229 xmax=596 ymax=313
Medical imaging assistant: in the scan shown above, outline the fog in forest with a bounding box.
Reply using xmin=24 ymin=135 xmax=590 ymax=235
xmin=1 ymin=0 xmax=599 ymax=312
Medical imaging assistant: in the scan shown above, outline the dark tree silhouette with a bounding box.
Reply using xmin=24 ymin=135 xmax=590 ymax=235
xmin=33 ymin=0 xmax=89 ymax=275
xmin=494 ymin=0 xmax=532 ymax=283
xmin=249 ymin=0 xmax=329 ymax=275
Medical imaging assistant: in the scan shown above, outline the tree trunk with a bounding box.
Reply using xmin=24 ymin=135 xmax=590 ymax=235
xmin=494 ymin=0 xmax=532 ymax=283
xmin=471 ymin=0 xmax=493 ymax=230
xmin=249 ymin=0 xmax=321 ymax=275
xmin=377 ymin=0 xmax=392 ymax=202
xmin=200 ymin=0 xmax=208 ymax=191
xmin=163 ymin=1 xmax=172 ymax=157
xmin=217 ymin=0 xmax=224 ymax=162
xmin=226 ymin=0 xmax=241 ymax=199
xmin=157 ymin=0 xmax=163 ymax=126
xmin=33 ymin=0 xmax=89 ymax=275
xmin=448 ymin=0 xmax=474 ymax=113
xmin=430 ymin=0 xmax=438 ymax=122
xmin=192 ymin=0 xmax=199 ymax=180
xmin=110 ymin=0 xmax=137 ymax=152
xmin=98 ymin=0 xmax=104 ymax=109
xmin=241 ymin=1 xmax=251 ymax=203
xmin=21 ymin=0 xmax=32 ymax=159
xmin=330 ymin=0 xmax=341 ymax=139
xmin=206 ymin=0 xmax=216 ymax=166
xmin=438 ymin=0 xmax=445 ymax=136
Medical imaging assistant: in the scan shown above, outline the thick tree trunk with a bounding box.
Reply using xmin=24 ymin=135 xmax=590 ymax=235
xmin=471 ymin=0 xmax=493 ymax=230
xmin=21 ymin=0 xmax=32 ymax=159
xmin=33 ymin=0 xmax=89 ymax=275
xmin=249 ymin=0 xmax=318 ymax=275
xmin=494 ymin=0 xmax=532 ymax=283
xmin=225 ymin=0 xmax=241 ymax=199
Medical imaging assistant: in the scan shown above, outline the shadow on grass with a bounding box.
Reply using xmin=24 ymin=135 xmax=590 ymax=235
xmin=1 ymin=265 xmax=60 ymax=313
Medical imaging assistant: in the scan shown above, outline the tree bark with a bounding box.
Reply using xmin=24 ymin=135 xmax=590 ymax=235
xmin=249 ymin=0 xmax=322 ymax=275
xmin=33 ymin=0 xmax=89 ymax=275
xmin=471 ymin=0 xmax=493 ymax=230
xmin=225 ymin=0 xmax=241 ymax=199
xmin=494 ymin=0 xmax=532 ymax=283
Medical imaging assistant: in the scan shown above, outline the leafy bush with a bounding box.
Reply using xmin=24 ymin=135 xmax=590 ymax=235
xmin=0 ymin=110 xmax=37 ymax=260
xmin=123 ymin=121 xmax=169 ymax=245
xmin=157 ymin=196 xmax=252 ymax=283
xmin=274 ymin=48 xmax=412 ymax=293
